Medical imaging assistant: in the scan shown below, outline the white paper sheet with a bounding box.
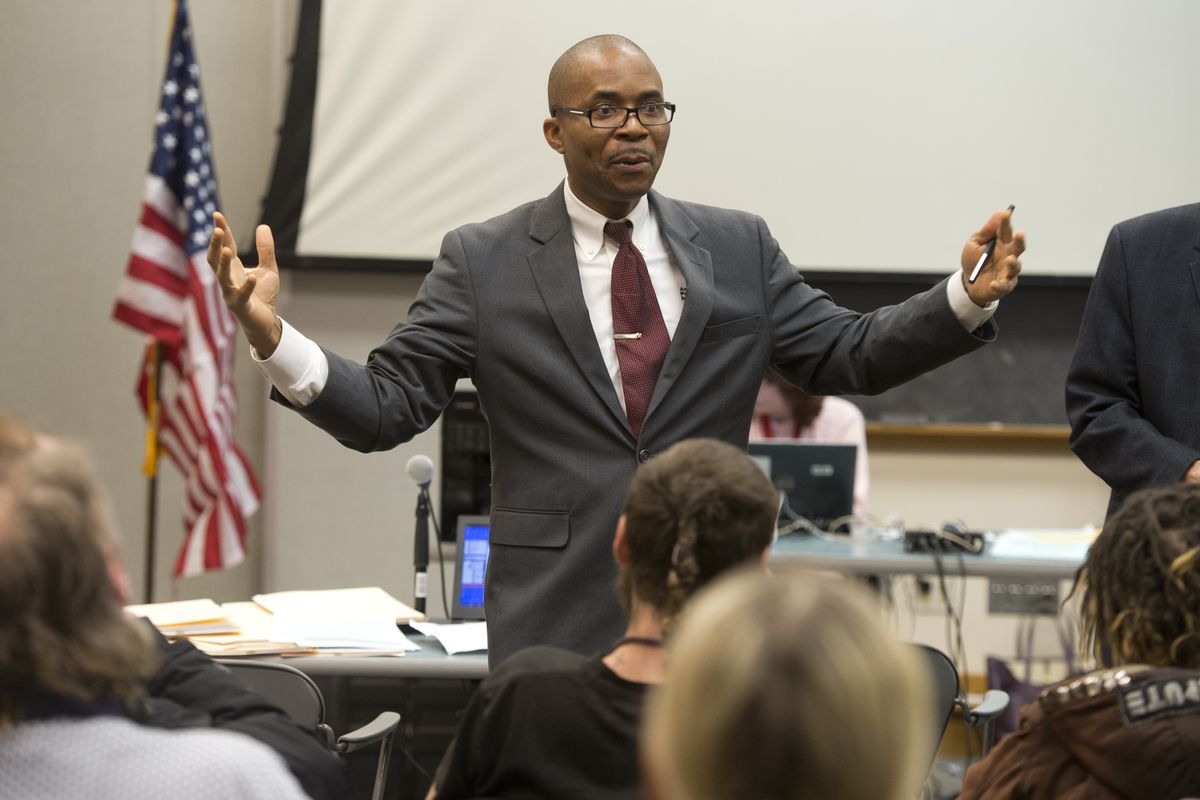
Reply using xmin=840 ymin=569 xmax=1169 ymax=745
xmin=410 ymin=621 xmax=488 ymax=655
xmin=270 ymin=614 xmax=420 ymax=651
xmin=252 ymin=586 xmax=425 ymax=623
xmin=987 ymin=526 xmax=1099 ymax=562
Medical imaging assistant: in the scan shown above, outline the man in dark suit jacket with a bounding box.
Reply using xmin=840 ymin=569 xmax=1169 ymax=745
xmin=209 ymin=35 xmax=1024 ymax=665
xmin=1066 ymin=203 xmax=1200 ymax=517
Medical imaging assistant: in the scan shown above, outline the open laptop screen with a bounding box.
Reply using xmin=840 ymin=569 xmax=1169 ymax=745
xmin=747 ymin=442 xmax=856 ymax=531
xmin=452 ymin=515 xmax=490 ymax=620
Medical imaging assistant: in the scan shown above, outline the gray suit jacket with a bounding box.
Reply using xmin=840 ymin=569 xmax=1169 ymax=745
xmin=1066 ymin=203 xmax=1200 ymax=516
xmin=287 ymin=184 xmax=994 ymax=664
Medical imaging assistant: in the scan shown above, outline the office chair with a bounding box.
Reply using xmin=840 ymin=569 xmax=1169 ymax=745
xmin=915 ymin=644 xmax=1010 ymax=761
xmin=218 ymin=659 xmax=400 ymax=800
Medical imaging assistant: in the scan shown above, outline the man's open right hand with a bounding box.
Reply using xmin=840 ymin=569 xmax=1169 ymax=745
xmin=207 ymin=211 xmax=282 ymax=357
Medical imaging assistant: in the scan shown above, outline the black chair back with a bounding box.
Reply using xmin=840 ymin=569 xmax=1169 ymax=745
xmin=913 ymin=644 xmax=960 ymax=769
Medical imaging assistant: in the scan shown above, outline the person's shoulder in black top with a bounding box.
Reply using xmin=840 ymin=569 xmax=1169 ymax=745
xmin=434 ymin=645 xmax=647 ymax=800
xmin=430 ymin=438 xmax=781 ymax=800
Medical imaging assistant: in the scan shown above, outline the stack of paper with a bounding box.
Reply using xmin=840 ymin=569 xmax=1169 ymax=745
xmin=252 ymin=587 xmax=424 ymax=656
xmin=128 ymin=587 xmax=428 ymax=658
xmin=252 ymin=586 xmax=426 ymax=624
xmin=125 ymin=598 xmax=238 ymax=637
xmin=270 ymin=614 xmax=419 ymax=656
xmin=188 ymin=602 xmax=315 ymax=658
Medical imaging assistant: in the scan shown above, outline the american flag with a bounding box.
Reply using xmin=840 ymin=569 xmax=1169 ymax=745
xmin=113 ymin=0 xmax=261 ymax=578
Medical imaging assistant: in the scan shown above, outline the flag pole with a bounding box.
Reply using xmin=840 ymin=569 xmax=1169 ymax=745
xmin=142 ymin=340 xmax=163 ymax=602
xmin=137 ymin=0 xmax=175 ymax=605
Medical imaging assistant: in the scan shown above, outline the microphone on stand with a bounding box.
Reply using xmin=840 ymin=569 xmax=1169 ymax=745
xmin=406 ymin=454 xmax=434 ymax=615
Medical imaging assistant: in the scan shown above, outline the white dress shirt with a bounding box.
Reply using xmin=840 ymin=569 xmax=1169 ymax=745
xmin=254 ymin=185 xmax=996 ymax=406
xmin=563 ymin=182 xmax=685 ymax=411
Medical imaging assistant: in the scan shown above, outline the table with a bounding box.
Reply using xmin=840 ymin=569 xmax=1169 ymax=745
xmin=770 ymin=529 xmax=1090 ymax=580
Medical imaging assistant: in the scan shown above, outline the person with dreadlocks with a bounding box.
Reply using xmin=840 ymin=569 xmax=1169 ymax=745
xmin=427 ymin=438 xmax=779 ymax=800
xmin=960 ymin=482 xmax=1200 ymax=799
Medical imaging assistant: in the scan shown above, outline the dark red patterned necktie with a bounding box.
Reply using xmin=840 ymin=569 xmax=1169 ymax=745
xmin=605 ymin=220 xmax=670 ymax=437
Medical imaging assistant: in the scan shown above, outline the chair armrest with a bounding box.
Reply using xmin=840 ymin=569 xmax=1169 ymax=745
xmin=334 ymin=711 xmax=401 ymax=753
xmin=964 ymin=690 xmax=1010 ymax=726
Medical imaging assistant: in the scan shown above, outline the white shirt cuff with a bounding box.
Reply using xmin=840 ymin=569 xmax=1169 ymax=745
xmin=945 ymin=272 xmax=997 ymax=332
xmin=252 ymin=317 xmax=329 ymax=407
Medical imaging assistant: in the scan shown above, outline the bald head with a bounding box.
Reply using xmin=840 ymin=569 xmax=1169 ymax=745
xmin=547 ymin=35 xmax=656 ymax=114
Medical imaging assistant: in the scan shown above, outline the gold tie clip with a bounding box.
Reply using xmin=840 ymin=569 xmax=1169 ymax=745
xmin=614 ymin=332 xmax=643 ymax=340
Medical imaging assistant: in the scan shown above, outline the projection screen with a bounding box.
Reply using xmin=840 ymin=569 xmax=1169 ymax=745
xmin=259 ymin=0 xmax=1200 ymax=276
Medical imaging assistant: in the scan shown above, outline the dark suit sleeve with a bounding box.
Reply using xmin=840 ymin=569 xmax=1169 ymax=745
xmin=282 ymin=228 xmax=478 ymax=452
xmin=755 ymin=215 xmax=992 ymax=396
xmin=1066 ymin=223 xmax=1199 ymax=501
xmin=135 ymin=622 xmax=352 ymax=800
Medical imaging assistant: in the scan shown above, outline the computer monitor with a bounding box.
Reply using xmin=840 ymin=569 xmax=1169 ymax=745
xmin=439 ymin=390 xmax=491 ymax=542
xmin=746 ymin=442 xmax=857 ymax=531
xmin=451 ymin=515 xmax=490 ymax=621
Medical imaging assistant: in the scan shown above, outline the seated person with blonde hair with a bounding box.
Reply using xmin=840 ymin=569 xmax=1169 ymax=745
xmin=960 ymin=482 xmax=1200 ymax=799
xmin=0 ymin=419 xmax=309 ymax=800
xmin=429 ymin=438 xmax=780 ymax=800
xmin=642 ymin=567 xmax=932 ymax=800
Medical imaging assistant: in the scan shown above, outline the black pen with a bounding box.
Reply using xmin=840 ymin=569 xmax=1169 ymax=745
xmin=968 ymin=204 xmax=1016 ymax=284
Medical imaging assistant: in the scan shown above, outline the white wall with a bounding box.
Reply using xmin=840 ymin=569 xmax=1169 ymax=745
xmin=0 ymin=1 xmax=1115 ymax=678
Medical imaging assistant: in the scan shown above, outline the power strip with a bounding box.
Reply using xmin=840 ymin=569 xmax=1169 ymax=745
xmin=903 ymin=528 xmax=986 ymax=555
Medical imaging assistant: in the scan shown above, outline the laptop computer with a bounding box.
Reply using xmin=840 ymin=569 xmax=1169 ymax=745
xmin=450 ymin=515 xmax=490 ymax=621
xmin=747 ymin=442 xmax=857 ymax=531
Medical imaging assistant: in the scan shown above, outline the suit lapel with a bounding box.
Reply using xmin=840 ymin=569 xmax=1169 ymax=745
xmin=527 ymin=184 xmax=632 ymax=435
xmin=644 ymin=191 xmax=714 ymax=425
xmin=1189 ymin=207 xmax=1200 ymax=311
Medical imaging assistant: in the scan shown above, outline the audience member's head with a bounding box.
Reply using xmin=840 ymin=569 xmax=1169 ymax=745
xmin=0 ymin=415 xmax=39 ymax=473
xmin=0 ymin=416 xmax=152 ymax=725
xmin=616 ymin=438 xmax=778 ymax=632
xmin=754 ymin=370 xmax=824 ymax=427
xmin=643 ymin=568 xmax=932 ymax=800
xmin=1073 ymin=482 xmax=1200 ymax=669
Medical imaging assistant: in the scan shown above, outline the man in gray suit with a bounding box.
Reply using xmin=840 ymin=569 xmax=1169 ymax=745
xmin=1066 ymin=203 xmax=1200 ymax=517
xmin=209 ymin=35 xmax=1024 ymax=665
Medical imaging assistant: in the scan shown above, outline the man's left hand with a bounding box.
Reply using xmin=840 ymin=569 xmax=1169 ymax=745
xmin=961 ymin=207 xmax=1025 ymax=306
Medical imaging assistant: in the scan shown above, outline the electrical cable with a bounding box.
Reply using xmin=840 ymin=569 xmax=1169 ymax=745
xmin=776 ymin=511 xmax=883 ymax=542
xmin=426 ymin=492 xmax=451 ymax=620
xmin=394 ymin=741 xmax=433 ymax=783
xmin=926 ymin=527 xmax=976 ymax=762
xmin=934 ymin=527 xmax=985 ymax=554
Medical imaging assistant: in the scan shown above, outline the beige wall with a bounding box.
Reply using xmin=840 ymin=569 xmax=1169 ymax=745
xmin=0 ymin=1 xmax=1111 ymax=676
xmin=0 ymin=0 xmax=293 ymax=601
xmin=871 ymin=445 xmax=1110 ymax=532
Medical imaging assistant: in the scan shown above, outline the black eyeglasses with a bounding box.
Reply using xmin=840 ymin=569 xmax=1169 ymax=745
xmin=553 ymin=102 xmax=676 ymax=129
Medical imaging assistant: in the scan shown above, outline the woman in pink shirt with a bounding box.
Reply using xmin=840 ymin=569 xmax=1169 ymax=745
xmin=749 ymin=371 xmax=870 ymax=518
